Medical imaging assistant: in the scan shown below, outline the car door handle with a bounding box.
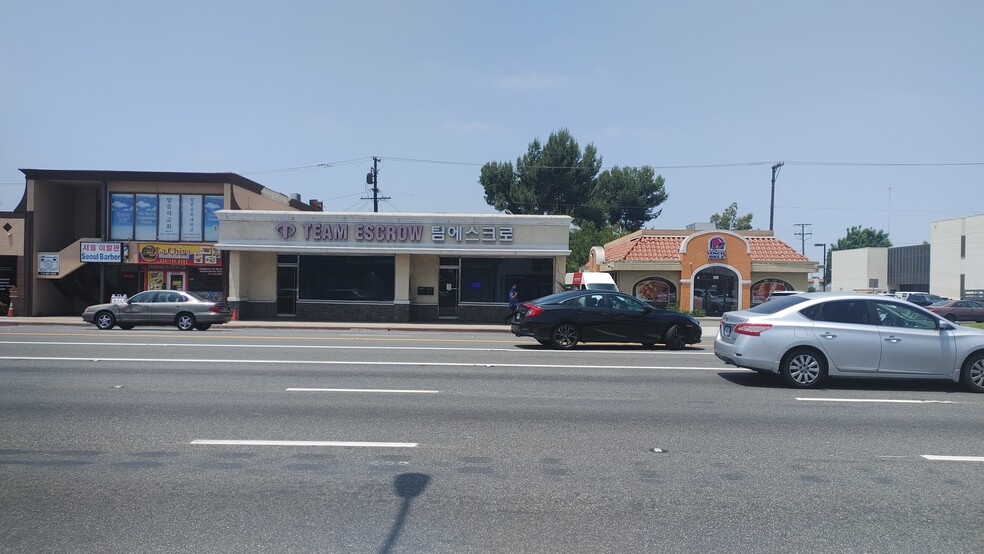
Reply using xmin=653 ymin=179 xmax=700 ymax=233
xmin=884 ymin=336 xmax=902 ymax=343
xmin=819 ymin=332 xmax=837 ymax=339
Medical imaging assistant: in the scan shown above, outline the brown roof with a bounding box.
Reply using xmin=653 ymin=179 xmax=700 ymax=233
xmin=605 ymin=232 xmax=810 ymax=262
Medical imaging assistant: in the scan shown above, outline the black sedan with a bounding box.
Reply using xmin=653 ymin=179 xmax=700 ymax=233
xmin=511 ymin=290 xmax=703 ymax=349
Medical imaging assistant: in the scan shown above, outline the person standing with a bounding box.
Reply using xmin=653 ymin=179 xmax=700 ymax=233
xmin=505 ymin=284 xmax=519 ymax=323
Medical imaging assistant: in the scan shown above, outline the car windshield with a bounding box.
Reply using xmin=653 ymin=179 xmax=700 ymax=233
xmin=929 ymin=300 xmax=949 ymax=307
xmin=747 ymin=295 xmax=810 ymax=314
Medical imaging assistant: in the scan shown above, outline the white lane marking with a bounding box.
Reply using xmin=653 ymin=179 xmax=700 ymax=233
xmin=0 ymin=340 xmax=716 ymax=355
xmin=191 ymin=440 xmax=417 ymax=448
xmin=796 ymin=398 xmax=954 ymax=404
xmin=921 ymin=455 xmax=984 ymax=462
xmin=0 ymin=356 xmax=722 ymax=370
xmin=286 ymin=388 xmax=440 ymax=394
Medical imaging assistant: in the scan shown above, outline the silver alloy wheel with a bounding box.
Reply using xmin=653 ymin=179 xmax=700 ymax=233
xmin=95 ymin=312 xmax=115 ymax=330
xmin=176 ymin=313 xmax=196 ymax=331
xmin=551 ymin=323 xmax=579 ymax=349
xmin=967 ymin=355 xmax=984 ymax=392
xmin=786 ymin=352 xmax=821 ymax=385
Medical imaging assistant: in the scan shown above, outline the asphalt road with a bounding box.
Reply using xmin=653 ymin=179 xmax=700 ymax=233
xmin=1 ymin=325 xmax=982 ymax=553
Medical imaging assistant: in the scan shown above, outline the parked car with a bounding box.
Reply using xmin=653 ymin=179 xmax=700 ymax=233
xmin=905 ymin=293 xmax=944 ymax=306
xmin=82 ymin=290 xmax=232 ymax=331
xmin=927 ymin=299 xmax=984 ymax=323
xmin=714 ymin=293 xmax=984 ymax=392
xmin=510 ymin=290 xmax=702 ymax=349
xmin=766 ymin=290 xmax=805 ymax=301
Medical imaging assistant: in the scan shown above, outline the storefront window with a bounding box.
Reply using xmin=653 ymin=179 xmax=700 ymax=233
xmin=751 ymin=279 xmax=794 ymax=306
xmin=110 ymin=193 xmax=223 ymax=242
xmin=633 ymin=277 xmax=677 ymax=307
xmin=298 ymin=255 xmax=395 ymax=301
xmin=460 ymin=258 xmax=553 ymax=303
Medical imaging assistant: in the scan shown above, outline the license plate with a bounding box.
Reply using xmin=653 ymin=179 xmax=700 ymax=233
xmin=722 ymin=324 xmax=733 ymax=338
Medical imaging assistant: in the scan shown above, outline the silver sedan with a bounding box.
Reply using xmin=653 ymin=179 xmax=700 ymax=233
xmin=714 ymin=293 xmax=984 ymax=392
xmin=82 ymin=290 xmax=232 ymax=331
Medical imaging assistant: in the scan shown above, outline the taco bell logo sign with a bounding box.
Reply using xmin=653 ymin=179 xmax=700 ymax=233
xmin=707 ymin=236 xmax=727 ymax=259
xmin=276 ymin=223 xmax=296 ymax=239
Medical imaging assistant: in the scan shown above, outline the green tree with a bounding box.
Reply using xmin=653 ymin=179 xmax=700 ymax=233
xmin=479 ymin=129 xmax=667 ymax=230
xmin=566 ymin=222 xmax=623 ymax=273
xmin=826 ymin=225 xmax=892 ymax=286
xmin=709 ymin=202 xmax=753 ymax=230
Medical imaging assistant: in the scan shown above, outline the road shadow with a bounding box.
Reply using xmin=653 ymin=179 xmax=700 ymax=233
xmin=717 ymin=371 xmax=968 ymax=394
xmin=378 ymin=472 xmax=431 ymax=554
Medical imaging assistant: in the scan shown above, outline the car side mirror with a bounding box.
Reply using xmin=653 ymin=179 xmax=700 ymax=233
xmin=939 ymin=321 xmax=956 ymax=332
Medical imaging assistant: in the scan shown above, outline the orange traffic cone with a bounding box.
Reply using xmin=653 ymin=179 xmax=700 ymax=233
xmin=6 ymin=304 xmax=13 ymax=317
xmin=232 ymin=309 xmax=238 ymax=320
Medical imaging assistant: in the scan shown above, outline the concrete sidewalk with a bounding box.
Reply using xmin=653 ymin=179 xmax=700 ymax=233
xmin=0 ymin=315 xmax=719 ymax=332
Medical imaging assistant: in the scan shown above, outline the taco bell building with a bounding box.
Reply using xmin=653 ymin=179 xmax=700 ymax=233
xmin=215 ymin=210 xmax=572 ymax=322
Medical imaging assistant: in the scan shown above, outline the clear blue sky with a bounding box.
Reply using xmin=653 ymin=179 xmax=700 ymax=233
xmin=2 ymin=1 xmax=982 ymax=258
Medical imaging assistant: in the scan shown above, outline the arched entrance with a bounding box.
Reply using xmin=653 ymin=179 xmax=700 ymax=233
xmin=693 ymin=266 xmax=739 ymax=316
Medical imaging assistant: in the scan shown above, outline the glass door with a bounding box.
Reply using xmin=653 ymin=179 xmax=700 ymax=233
xmin=277 ymin=265 xmax=297 ymax=316
xmin=438 ymin=267 xmax=459 ymax=318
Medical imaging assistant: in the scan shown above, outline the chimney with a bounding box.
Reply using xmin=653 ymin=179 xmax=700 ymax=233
xmin=309 ymin=199 xmax=323 ymax=211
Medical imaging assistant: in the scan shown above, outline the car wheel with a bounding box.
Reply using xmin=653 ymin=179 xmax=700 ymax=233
xmin=195 ymin=323 xmax=212 ymax=331
xmin=780 ymin=348 xmax=826 ymax=388
xmin=960 ymin=352 xmax=984 ymax=393
xmin=551 ymin=323 xmax=579 ymax=349
xmin=176 ymin=313 xmax=196 ymax=331
xmin=945 ymin=314 xmax=957 ymax=322
xmin=118 ymin=323 xmax=135 ymax=330
xmin=95 ymin=311 xmax=116 ymax=330
xmin=663 ymin=325 xmax=687 ymax=350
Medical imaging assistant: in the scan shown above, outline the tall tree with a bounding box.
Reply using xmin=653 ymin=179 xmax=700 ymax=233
xmin=567 ymin=222 xmax=623 ymax=273
xmin=709 ymin=202 xmax=753 ymax=230
xmin=826 ymin=225 xmax=892 ymax=285
xmin=480 ymin=129 xmax=667 ymax=231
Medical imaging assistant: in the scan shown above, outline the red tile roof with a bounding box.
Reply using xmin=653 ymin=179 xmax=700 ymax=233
xmin=604 ymin=232 xmax=810 ymax=262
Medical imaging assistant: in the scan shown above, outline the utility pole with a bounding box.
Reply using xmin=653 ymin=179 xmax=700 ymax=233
xmin=364 ymin=156 xmax=390 ymax=213
xmin=794 ymin=223 xmax=812 ymax=254
xmin=769 ymin=161 xmax=783 ymax=231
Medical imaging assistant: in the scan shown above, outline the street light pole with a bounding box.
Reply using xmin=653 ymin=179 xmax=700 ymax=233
xmin=814 ymin=242 xmax=827 ymax=291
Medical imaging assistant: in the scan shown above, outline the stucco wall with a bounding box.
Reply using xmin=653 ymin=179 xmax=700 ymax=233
xmin=831 ymin=247 xmax=888 ymax=292
xmin=931 ymin=215 xmax=984 ymax=298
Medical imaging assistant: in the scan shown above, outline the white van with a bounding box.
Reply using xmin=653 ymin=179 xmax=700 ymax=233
xmin=563 ymin=272 xmax=619 ymax=291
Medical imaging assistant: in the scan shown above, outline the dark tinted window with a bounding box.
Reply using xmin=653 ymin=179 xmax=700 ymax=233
xmin=817 ymin=300 xmax=870 ymax=324
xmin=799 ymin=304 xmax=822 ymax=320
xmin=298 ymin=256 xmax=395 ymax=301
xmin=874 ymin=301 xmax=938 ymax=330
xmin=747 ymin=295 xmax=810 ymax=314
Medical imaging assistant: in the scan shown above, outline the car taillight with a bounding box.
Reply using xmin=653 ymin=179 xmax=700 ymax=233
xmin=524 ymin=304 xmax=544 ymax=318
xmin=209 ymin=305 xmax=224 ymax=313
xmin=734 ymin=323 xmax=772 ymax=336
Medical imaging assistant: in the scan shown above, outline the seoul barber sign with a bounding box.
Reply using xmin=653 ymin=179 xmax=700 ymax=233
xmin=80 ymin=242 xmax=123 ymax=263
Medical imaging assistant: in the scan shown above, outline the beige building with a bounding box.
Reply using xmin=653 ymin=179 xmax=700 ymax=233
xmin=1 ymin=170 xmax=319 ymax=317
xmin=215 ymin=211 xmax=572 ymax=322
